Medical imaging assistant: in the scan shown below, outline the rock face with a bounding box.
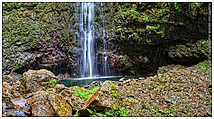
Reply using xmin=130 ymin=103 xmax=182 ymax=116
xmin=22 ymin=69 xmax=57 ymax=93
xmin=51 ymin=95 xmax=73 ymax=116
xmin=2 ymin=3 xmax=210 ymax=78
xmin=110 ymin=3 xmax=210 ymax=76
xmin=2 ymin=3 xmax=78 ymax=76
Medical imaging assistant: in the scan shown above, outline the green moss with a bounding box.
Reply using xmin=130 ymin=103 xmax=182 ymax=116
xmin=198 ymin=60 xmax=208 ymax=72
xmin=13 ymin=63 xmax=22 ymax=70
xmin=108 ymin=81 xmax=119 ymax=98
xmin=55 ymin=95 xmax=73 ymax=116
xmin=3 ymin=3 xmax=76 ymax=73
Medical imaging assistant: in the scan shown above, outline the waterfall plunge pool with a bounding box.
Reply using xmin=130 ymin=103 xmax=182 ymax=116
xmin=60 ymin=76 xmax=122 ymax=87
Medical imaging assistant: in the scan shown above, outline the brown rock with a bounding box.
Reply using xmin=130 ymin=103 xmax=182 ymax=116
xmin=22 ymin=69 xmax=57 ymax=93
xmin=2 ymin=75 xmax=14 ymax=83
xmin=27 ymin=91 xmax=56 ymax=116
xmin=97 ymin=81 xmax=121 ymax=107
xmin=60 ymin=86 xmax=89 ymax=110
xmin=27 ymin=89 xmax=73 ymax=117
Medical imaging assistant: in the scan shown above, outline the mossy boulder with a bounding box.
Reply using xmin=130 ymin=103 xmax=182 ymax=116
xmin=167 ymin=39 xmax=210 ymax=64
xmin=22 ymin=69 xmax=57 ymax=93
xmin=97 ymin=81 xmax=121 ymax=108
xmin=27 ymin=90 xmax=73 ymax=117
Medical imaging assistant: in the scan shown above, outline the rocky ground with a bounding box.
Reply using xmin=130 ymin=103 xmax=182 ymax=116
xmin=2 ymin=60 xmax=212 ymax=117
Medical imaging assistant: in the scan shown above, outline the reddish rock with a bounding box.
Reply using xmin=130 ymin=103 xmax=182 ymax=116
xmin=27 ymin=91 xmax=56 ymax=116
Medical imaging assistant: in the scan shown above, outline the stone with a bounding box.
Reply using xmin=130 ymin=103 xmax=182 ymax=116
xmin=22 ymin=69 xmax=57 ymax=93
xmin=27 ymin=90 xmax=56 ymax=116
xmin=49 ymin=94 xmax=73 ymax=116
xmin=54 ymin=84 xmax=65 ymax=90
xmin=60 ymin=86 xmax=89 ymax=111
xmin=2 ymin=75 xmax=14 ymax=83
xmin=11 ymin=98 xmax=27 ymax=108
xmin=96 ymin=81 xmax=121 ymax=108
xmin=27 ymin=90 xmax=73 ymax=117
xmin=4 ymin=109 xmax=28 ymax=117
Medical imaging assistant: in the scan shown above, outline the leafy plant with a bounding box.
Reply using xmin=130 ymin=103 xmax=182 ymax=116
xmin=105 ymin=106 xmax=129 ymax=117
xmin=89 ymin=86 xmax=100 ymax=94
xmin=86 ymin=108 xmax=106 ymax=117
xmin=199 ymin=60 xmax=208 ymax=72
xmin=74 ymin=89 xmax=89 ymax=99
xmin=143 ymin=13 xmax=149 ymax=22
xmin=195 ymin=2 xmax=201 ymax=7
xmin=49 ymin=78 xmax=57 ymax=86
xmin=119 ymin=108 xmax=129 ymax=117
xmin=73 ymin=110 xmax=79 ymax=117
xmin=74 ymin=86 xmax=100 ymax=100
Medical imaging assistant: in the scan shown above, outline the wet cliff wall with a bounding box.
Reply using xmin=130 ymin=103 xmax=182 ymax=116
xmin=2 ymin=2 xmax=211 ymax=77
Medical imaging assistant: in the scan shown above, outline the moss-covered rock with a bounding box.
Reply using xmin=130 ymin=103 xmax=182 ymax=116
xmin=22 ymin=69 xmax=57 ymax=93
xmin=110 ymin=2 xmax=210 ymax=75
xmin=167 ymin=39 xmax=210 ymax=64
xmin=2 ymin=3 xmax=77 ymax=76
xmin=27 ymin=89 xmax=73 ymax=117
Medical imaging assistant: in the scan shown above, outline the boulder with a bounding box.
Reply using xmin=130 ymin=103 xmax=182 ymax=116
xmin=27 ymin=91 xmax=56 ymax=116
xmin=60 ymin=86 xmax=89 ymax=111
xmin=48 ymin=94 xmax=73 ymax=116
xmin=22 ymin=69 xmax=57 ymax=93
xmin=2 ymin=81 xmax=23 ymax=99
xmin=97 ymin=81 xmax=121 ymax=108
xmin=27 ymin=90 xmax=72 ymax=117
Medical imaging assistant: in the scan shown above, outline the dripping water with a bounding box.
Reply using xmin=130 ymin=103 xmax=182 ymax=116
xmin=79 ymin=3 xmax=95 ymax=77
xmin=76 ymin=2 xmax=111 ymax=78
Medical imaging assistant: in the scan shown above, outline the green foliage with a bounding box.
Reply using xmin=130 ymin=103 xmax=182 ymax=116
xmin=119 ymin=108 xmax=129 ymax=117
xmin=73 ymin=110 xmax=79 ymax=117
xmin=3 ymin=2 xmax=38 ymax=15
xmin=13 ymin=63 xmax=22 ymax=70
xmin=89 ymin=86 xmax=100 ymax=94
xmin=146 ymin=24 xmax=160 ymax=31
xmin=146 ymin=24 xmax=165 ymax=37
xmin=49 ymin=78 xmax=57 ymax=86
xmin=74 ymin=89 xmax=89 ymax=99
xmin=195 ymin=2 xmax=201 ymax=7
xmin=163 ymin=113 xmax=175 ymax=117
xmin=200 ymin=40 xmax=209 ymax=45
xmin=198 ymin=60 xmax=208 ymax=72
xmin=174 ymin=3 xmax=181 ymax=12
xmin=84 ymin=106 xmax=129 ymax=117
xmin=74 ymin=86 xmax=99 ymax=100
xmin=105 ymin=105 xmax=129 ymax=117
xmin=143 ymin=13 xmax=149 ymax=22
xmin=86 ymin=108 xmax=106 ymax=117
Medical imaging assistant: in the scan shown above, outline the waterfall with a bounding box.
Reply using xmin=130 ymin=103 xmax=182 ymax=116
xmin=79 ymin=3 xmax=95 ymax=77
xmin=76 ymin=2 xmax=111 ymax=78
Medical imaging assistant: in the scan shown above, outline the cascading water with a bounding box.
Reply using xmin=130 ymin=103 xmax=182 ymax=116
xmin=75 ymin=2 xmax=113 ymax=78
xmin=79 ymin=3 xmax=95 ymax=77
xmin=61 ymin=3 xmax=121 ymax=86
